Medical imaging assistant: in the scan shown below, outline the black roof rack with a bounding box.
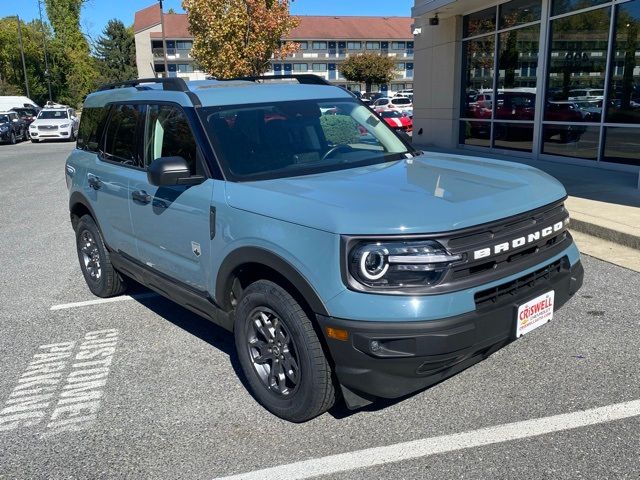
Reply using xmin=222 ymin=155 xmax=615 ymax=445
xmin=223 ymin=74 xmax=333 ymax=86
xmin=97 ymin=77 xmax=189 ymax=92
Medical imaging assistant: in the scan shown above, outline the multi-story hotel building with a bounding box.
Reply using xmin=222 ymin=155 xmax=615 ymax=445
xmin=133 ymin=4 xmax=414 ymax=94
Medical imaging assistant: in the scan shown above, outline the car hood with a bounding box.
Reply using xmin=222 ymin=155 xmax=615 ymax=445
xmin=225 ymin=152 xmax=567 ymax=235
xmin=31 ymin=119 xmax=69 ymax=126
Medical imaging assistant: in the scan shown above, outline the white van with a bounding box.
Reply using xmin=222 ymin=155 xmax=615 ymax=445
xmin=0 ymin=96 xmax=39 ymax=112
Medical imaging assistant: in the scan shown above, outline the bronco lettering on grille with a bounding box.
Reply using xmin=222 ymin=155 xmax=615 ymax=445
xmin=473 ymin=220 xmax=568 ymax=260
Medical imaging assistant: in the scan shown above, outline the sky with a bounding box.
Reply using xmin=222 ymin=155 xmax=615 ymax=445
xmin=4 ymin=0 xmax=414 ymax=41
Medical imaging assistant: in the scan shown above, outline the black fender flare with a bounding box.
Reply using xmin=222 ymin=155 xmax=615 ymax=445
xmin=69 ymin=191 xmax=100 ymax=230
xmin=215 ymin=246 xmax=330 ymax=317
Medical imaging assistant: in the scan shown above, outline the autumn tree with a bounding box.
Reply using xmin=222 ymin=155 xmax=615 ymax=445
xmin=181 ymin=0 xmax=299 ymax=78
xmin=339 ymin=53 xmax=397 ymax=93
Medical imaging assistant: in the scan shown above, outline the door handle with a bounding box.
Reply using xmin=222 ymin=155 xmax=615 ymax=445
xmin=132 ymin=190 xmax=152 ymax=204
xmin=87 ymin=174 xmax=102 ymax=190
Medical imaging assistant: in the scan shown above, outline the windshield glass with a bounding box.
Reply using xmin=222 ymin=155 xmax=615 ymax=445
xmin=392 ymin=98 xmax=412 ymax=105
xmin=380 ymin=111 xmax=403 ymax=118
xmin=200 ymin=98 xmax=411 ymax=181
xmin=14 ymin=108 xmax=37 ymax=117
xmin=0 ymin=115 xmax=9 ymax=124
xmin=38 ymin=110 xmax=68 ymax=120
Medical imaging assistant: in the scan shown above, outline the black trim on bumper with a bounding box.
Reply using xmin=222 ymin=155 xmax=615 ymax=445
xmin=318 ymin=257 xmax=584 ymax=408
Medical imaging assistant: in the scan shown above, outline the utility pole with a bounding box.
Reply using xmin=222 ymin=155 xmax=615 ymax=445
xmin=158 ymin=0 xmax=169 ymax=77
xmin=15 ymin=16 xmax=30 ymax=99
xmin=37 ymin=0 xmax=53 ymax=101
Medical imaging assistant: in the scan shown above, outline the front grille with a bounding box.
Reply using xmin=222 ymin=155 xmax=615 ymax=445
xmin=434 ymin=200 xmax=571 ymax=290
xmin=474 ymin=258 xmax=566 ymax=309
xmin=38 ymin=125 xmax=58 ymax=131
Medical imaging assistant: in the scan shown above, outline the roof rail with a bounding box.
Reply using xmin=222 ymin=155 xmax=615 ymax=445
xmin=224 ymin=74 xmax=333 ymax=86
xmin=97 ymin=77 xmax=189 ymax=92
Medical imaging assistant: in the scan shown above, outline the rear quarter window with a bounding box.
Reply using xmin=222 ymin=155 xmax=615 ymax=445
xmin=77 ymin=107 xmax=109 ymax=153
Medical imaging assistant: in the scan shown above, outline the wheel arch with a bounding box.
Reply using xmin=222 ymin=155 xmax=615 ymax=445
xmin=69 ymin=191 xmax=99 ymax=231
xmin=215 ymin=247 xmax=330 ymax=318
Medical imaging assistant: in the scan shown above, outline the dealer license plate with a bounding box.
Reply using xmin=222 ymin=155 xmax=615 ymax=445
xmin=516 ymin=291 xmax=555 ymax=338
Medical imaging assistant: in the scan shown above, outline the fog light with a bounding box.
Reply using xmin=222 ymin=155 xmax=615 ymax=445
xmin=370 ymin=340 xmax=381 ymax=352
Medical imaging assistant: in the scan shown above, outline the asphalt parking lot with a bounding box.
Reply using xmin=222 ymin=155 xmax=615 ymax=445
xmin=1 ymin=141 xmax=639 ymax=479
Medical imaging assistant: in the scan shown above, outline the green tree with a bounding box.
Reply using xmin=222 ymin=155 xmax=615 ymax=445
xmin=94 ymin=19 xmax=137 ymax=84
xmin=182 ymin=0 xmax=300 ymax=78
xmin=339 ymin=53 xmax=397 ymax=93
xmin=44 ymin=0 xmax=98 ymax=107
xmin=0 ymin=18 xmax=55 ymax=105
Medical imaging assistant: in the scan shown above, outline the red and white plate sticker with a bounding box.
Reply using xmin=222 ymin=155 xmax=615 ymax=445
xmin=516 ymin=290 xmax=555 ymax=338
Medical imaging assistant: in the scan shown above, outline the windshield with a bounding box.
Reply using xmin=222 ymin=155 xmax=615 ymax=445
xmin=0 ymin=115 xmax=9 ymax=124
xmin=200 ymin=98 xmax=411 ymax=181
xmin=14 ymin=108 xmax=37 ymax=117
xmin=392 ymin=98 xmax=412 ymax=105
xmin=380 ymin=111 xmax=403 ymax=118
xmin=38 ymin=110 xmax=68 ymax=120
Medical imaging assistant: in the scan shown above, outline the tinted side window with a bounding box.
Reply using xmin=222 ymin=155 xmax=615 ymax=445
xmin=144 ymin=105 xmax=198 ymax=174
xmin=77 ymin=107 xmax=108 ymax=152
xmin=103 ymin=104 xmax=141 ymax=165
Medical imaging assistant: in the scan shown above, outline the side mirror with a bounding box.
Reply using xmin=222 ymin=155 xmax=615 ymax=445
xmin=147 ymin=156 xmax=203 ymax=187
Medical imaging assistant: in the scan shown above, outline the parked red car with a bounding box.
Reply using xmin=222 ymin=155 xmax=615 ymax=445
xmin=378 ymin=110 xmax=413 ymax=132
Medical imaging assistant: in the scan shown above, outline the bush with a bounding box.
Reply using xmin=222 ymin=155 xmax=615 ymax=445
xmin=320 ymin=114 xmax=361 ymax=145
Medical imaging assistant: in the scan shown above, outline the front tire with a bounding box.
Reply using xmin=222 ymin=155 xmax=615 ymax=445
xmin=234 ymin=280 xmax=336 ymax=422
xmin=9 ymin=132 xmax=16 ymax=145
xmin=75 ymin=214 xmax=127 ymax=298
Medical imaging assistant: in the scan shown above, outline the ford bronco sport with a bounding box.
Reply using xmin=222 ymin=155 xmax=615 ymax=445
xmin=66 ymin=76 xmax=583 ymax=422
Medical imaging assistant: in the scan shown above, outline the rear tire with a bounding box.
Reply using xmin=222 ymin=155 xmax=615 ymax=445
xmin=234 ymin=280 xmax=336 ymax=422
xmin=75 ymin=214 xmax=127 ymax=298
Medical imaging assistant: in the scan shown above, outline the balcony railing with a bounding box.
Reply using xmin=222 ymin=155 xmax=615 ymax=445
xmin=152 ymin=48 xmax=193 ymax=59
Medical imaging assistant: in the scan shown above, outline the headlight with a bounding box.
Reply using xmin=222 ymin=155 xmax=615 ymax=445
xmin=59 ymin=123 xmax=70 ymax=128
xmin=348 ymin=240 xmax=462 ymax=290
xmin=29 ymin=124 xmax=37 ymax=129
xmin=0 ymin=125 xmax=8 ymax=132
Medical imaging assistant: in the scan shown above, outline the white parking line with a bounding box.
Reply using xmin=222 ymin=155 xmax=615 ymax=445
xmin=50 ymin=293 xmax=158 ymax=311
xmin=214 ymin=399 xmax=640 ymax=480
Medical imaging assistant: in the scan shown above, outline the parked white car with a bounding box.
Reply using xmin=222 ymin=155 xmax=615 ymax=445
xmin=568 ymin=89 xmax=605 ymax=101
xmin=372 ymin=96 xmax=413 ymax=117
xmin=29 ymin=105 xmax=79 ymax=143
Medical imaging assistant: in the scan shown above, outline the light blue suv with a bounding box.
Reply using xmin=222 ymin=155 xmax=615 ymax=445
xmin=66 ymin=76 xmax=583 ymax=422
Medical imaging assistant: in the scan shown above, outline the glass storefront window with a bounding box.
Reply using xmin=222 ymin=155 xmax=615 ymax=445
xmin=542 ymin=124 xmax=599 ymax=159
xmin=551 ymin=0 xmax=609 ymax=17
xmin=463 ymin=7 xmax=496 ymax=38
xmin=603 ymin=127 xmax=640 ymax=165
xmin=461 ymin=36 xmax=496 ymax=118
xmin=460 ymin=121 xmax=491 ymax=147
xmin=493 ymin=122 xmax=534 ymax=152
xmin=496 ymin=25 xmax=540 ymax=120
xmin=545 ymin=7 xmax=611 ymax=121
xmin=606 ymin=1 xmax=640 ymax=124
xmin=499 ymin=0 xmax=542 ymax=29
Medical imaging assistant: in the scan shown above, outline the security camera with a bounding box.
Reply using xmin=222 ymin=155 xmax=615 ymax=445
xmin=413 ymin=27 xmax=422 ymax=35
xmin=429 ymin=14 xmax=439 ymax=26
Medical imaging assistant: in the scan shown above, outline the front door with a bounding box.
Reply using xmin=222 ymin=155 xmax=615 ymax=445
xmin=128 ymin=104 xmax=214 ymax=291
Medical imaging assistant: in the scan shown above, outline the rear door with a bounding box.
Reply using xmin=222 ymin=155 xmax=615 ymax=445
xmin=86 ymin=104 xmax=141 ymax=256
xmin=128 ymin=103 xmax=214 ymax=291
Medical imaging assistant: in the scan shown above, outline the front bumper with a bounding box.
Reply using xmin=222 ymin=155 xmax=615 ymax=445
xmin=318 ymin=257 xmax=584 ymax=408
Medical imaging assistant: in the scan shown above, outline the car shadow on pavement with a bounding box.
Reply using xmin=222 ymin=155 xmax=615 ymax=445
xmin=127 ymin=282 xmax=427 ymax=420
xmin=128 ymin=284 xmax=253 ymax=393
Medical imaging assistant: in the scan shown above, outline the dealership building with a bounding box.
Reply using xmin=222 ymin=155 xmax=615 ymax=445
xmin=411 ymin=0 xmax=640 ymax=171
xmin=133 ymin=4 xmax=414 ymax=94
